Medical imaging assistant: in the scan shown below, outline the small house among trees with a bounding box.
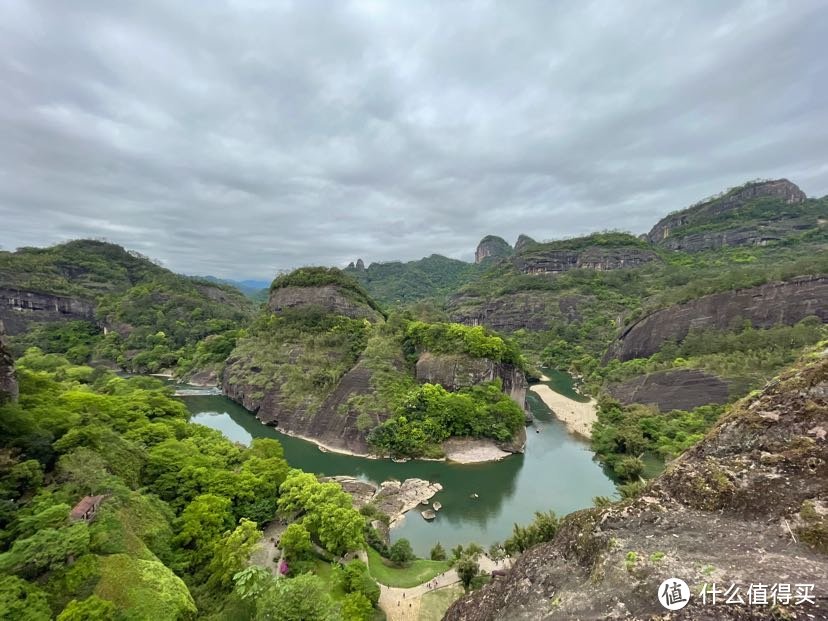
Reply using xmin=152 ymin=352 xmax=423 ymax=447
xmin=69 ymin=495 xmax=105 ymax=522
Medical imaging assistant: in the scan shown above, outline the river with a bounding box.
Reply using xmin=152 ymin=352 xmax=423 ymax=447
xmin=183 ymin=371 xmax=616 ymax=556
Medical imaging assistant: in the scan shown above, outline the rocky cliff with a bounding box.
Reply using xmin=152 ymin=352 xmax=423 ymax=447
xmin=0 ymin=321 xmax=18 ymax=403
xmin=415 ymin=352 xmax=528 ymax=411
xmin=449 ymin=291 xmax=591 ymax=333
xmin=513 ymin=234 xmax=537 ymax=253
xmin=267 ymin=284 xmax=381 ymax=322
xmin=606 ymin=275 xmax=828 ymax=362
xmin=514 ymin=246 xmax=660 ymax=275
xmin=647 ymin=179 xmax=811 ymax=251
xmin=475 ymin=236 xmax=513 ymax=264
xmin=223 ymin=354 xmax=392 ymax=454
xmin=606 ymin=368 xmax=732 ymax=412
xmin=0 ymin=287 xmax=97 ymax=335
xmin=446 ymin=352 xmax=828 ymax=620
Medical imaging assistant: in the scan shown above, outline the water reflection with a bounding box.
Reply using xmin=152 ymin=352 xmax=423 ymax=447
xmin=185 ymin=380 xmax=616 ymax=556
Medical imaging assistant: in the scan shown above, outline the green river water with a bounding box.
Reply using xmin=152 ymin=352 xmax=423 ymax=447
xmin=184 ymin=370 xmax=616 ymax=556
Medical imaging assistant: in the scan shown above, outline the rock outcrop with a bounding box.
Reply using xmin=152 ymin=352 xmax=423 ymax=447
xmin=606 ymin=368 xmax=732 ymax=411
xmin=449 ymin=291 xmax=591 ymax=333
xmin=513 ymin=234 xmax=537 ymax=253
xmin=267 ymin=284 xmax=381 ymax=322
xmin=0 ymin=321 xmax=18 ymax=403
xmin=605 ymin=275 xmax=828 ymax=361
xmin=446 ymin=353 xmax=828 ymax=620
xmin=223 ymin=354 xmax=391 ymax=455
xmin=513 ymin=246 xmax=659 ymax=275
xmin=415 ymin=352 xmax=528 ymax=410
xmin=475 ymin=236 xmax=513 ymax=264
xmin=647 ymin=179 xmax=810 ymax=251
xmin=0 ymin=287 xmax=97 ymax=335
xmin=324 ymin=476 xmax=443 ymax=529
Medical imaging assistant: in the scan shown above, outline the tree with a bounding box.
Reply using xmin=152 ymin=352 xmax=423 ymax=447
xmin=255 ymin=573 xmax=336 ymax=621
xmin=430 ymin=542 xmax=446 ymax=561
xmin=173 ymin=494 xmax=234 ymax=569
xmin=57 ymin=595 xmax=117 ymax=620
xmin=317 ymin=505 xmax=365 ymax=555
xmin=0 ymin=575 xmax=52 ymax=620
xmin=206 ymin=518 xmax=261 ymax=590
xmin=456 ymin=556 xmax=480 ymax=591
xmin=342 ymin=560 xmax=380 ymax=607
xmin=341 ymin=592 xmax=373 ymax=621
xmin=280 ymin=522 xmax=312 ymax=561
xmin=487 ymin=542 xmax=506 ymax=561
xmin=389 ymin=538 xmax=415 ymax=567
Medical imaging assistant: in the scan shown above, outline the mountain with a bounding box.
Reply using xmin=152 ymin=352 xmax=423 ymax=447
xmin=446 ymin=349 xmax=828 ymax=620
xmin=199 ymin=275 xmax=270 ymax=299
xmin=646 ymin=178 xmax=817 ymax=251
xmin=222 ymin=267 xmax=528 ymax=457
xmin=343 ymin=254 xmax=481 ymax=306
xmin=0 ymin=239 xmax=255 ymax=378
xmin=475 ymin=235 xmax=513 ymax=263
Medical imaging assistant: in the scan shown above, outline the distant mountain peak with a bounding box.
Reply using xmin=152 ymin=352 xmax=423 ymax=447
xmin=475 ymin=235 xmax=512 ymax=263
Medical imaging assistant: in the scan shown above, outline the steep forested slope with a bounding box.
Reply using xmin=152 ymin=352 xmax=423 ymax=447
xmin=0 ymin=240 xmax=256 ymax=378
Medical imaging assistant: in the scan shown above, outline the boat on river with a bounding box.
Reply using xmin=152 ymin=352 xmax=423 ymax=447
xmin=421 ymin=510 xmax=436 ymax=521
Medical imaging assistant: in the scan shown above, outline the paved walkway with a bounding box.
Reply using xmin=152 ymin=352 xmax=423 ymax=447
xmin=375 ymin=555 xmax=512 ymax=621
xmin=249 ymin=521 xmax=286 ymax=575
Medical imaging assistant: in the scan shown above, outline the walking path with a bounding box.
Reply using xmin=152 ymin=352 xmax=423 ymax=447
xmin=374 ymin=554 xmax=512 ymax=621
xmin=249 ymin=521 xmax=286 ymax=575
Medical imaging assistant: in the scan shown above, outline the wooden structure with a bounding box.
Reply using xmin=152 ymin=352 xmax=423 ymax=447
xmin=69 ymin=495 xmax=105 ymax=522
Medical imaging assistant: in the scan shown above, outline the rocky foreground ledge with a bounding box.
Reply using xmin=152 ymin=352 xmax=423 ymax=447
xmin=324 ymin=476 xmax=443 ymax=529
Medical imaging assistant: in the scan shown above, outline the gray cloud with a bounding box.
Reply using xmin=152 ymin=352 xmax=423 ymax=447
xmin=1 ymin=0 xmax=827 ymax=279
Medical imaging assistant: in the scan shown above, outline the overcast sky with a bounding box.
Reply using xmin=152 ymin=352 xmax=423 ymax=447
xmin=1 ymin=1 xmax=827 ymax=279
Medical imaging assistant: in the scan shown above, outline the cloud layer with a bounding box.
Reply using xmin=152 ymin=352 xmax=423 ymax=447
xmin=2 ymin=0 xmax=827 ymax=278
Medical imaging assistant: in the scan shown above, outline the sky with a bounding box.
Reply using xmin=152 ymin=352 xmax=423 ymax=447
xmin=1 ymin=1 xmax=827 ymax=279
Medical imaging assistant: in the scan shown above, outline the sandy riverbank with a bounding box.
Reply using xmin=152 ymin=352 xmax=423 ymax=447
xmin=530 ymin=384 xmax=597 ymax=440
xmin=442 ymin=437 xmax=512 ymax=464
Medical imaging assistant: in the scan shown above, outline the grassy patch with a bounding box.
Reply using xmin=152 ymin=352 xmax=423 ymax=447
xmin=418 ymin=584 xmax=465 ymax=621
xmin=366 ymin=548 xmax=450 ymax=588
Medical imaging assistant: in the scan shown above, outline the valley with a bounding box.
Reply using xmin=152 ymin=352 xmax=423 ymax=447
xmin=1 ymin=177 xmax=826 ymax=619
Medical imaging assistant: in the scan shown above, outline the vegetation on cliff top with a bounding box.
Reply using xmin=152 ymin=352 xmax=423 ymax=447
xmin=2 ymin=240 xmax=256 ymax=378
xmin=344 ymin=254 xmax=481 ymax=307
xmin=270 ymin=266 xmax=382 ymax=314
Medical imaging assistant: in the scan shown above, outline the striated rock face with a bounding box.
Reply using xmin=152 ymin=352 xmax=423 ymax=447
xmin=445 ymin=354 xmax=828 ymax=620
xmin=0 ymin=287 xmax=96 ymax=335
xmin=606 ymin=368 xmax=732 ymax=411
xmin=647 ymin=179 xmax=809 ymax=251
xmin=449 ymin=291 xmax=591 ymax=333
xmin=267 ymin=285 xmax=381 ymax=322
xmin=0 ymin=322 xmax=18 ymax=403
xmin=475 ymin=236 xmax=513 ymax=264
xmin=223 ymin=355 xmax=390 ymax=455
xmin=606 ymin=275 xmax=828 ymax=361
xmin=514 ymin=246 xmax=659 ymax=275
xmin=415 ymin=352 xmax=528 ymax=411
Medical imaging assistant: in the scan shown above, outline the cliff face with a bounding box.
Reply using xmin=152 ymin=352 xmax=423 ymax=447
xmin=514 ymin=246 xmax=659 ymax=275
xmin=0 ymin=287 xmax=97 ymax=335
xmin=513 ymin=234 xmax=537 ymax=253
xmin=606 ymin=275 xmax=828 ymax=362
xmin=606 ymin=368 xmax=732 ymax=412
xmin=267 ymin=285 xmax=381 ymax=322
xmin=449 ymin=291 xmax=591 ymax=333
xmin=446 ymin=353 xmax=828 ymax=620
xmin=223 ymin=355 xmax=391 ymax=454
xmin=0 ymin=322 xmax=18 ymax=403
xmin=415 ymin=352 xmax=528 ymax=411
xmin=647 ymin=179 xmax=809 ymax=251
xmin=475 ymin=236 xmax=513 ymax=264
